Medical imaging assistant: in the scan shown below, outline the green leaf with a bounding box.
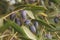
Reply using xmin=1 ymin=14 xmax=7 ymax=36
xmin=50 ymin=24 xmax=56 ymax=28
xmin=25 ymin=6 xmax=47 ymax=10
xmin=26 ymin=10 xmax=35 ymax=19
xmin=0 ymin=21 xmax=9 ymax=32
xmin=38 ymin=12 xmax=48 ymax=17
xmin=22 ymin=26 xmax=37 ymax=40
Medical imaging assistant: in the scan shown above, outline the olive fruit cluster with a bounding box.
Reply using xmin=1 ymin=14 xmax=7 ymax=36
xmin=10 ymin=10 xmax=39 ymax=34
xmin=10 ymin=13 xmax=21 ymax=26
xmin=20 ymin=10 xmax=39 ymax=34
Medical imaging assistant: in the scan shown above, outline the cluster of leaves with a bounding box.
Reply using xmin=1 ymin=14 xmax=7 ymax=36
xmin=0 ymin=0 xmax=60 ymax=40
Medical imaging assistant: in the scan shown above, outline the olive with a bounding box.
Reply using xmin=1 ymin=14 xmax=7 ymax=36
xmin=29 ymin=25 xmax=36 ymax=34
xmin=10 ymin=13 xmax=16 ymax=21
xmin=34 ymin=21 xmax=38 ymax=29
xmin=54 ymin=17 xmax=59 ymax=23
xmin=15 ymin=18 xmax=21 ymax=26
xmin=20 ymin=10 xmax=27 ymax=19
xmin=25 ymin=20 xmax=31 ymax=25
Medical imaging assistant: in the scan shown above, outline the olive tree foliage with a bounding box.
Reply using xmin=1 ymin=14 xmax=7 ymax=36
xmin=0 ymin=0 xmax=60 ymax=40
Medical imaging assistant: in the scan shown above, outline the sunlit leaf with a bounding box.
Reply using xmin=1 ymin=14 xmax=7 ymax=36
xmin=26 ymin=10 xmax=35 ymax=19
xmin=38 ymin=12 xmax=48 ymax=17
xmin=22 ymin=26 xmax=37 ymax=40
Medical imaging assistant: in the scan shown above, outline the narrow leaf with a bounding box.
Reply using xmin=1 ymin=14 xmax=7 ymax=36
xmin=38 ymin=12 xmax=48 ymax=17
xmin=26 ymin=10 xmax=35 ymax=19
xmin=0 ymin=22 xmax=9 ymax=32
xmin=22 ymin=26 xmax=37 ymax=40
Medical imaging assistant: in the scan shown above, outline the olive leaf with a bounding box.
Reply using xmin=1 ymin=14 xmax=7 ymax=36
xmin=38 ymin=12 xmax=48 ymax=17
xmin=26 ymin=10 xmax=35 ymax=19
xmin=22 ymin=26 xmax=37 ymax=40
xmin=0 ymin=21 xmax=10 ymax=32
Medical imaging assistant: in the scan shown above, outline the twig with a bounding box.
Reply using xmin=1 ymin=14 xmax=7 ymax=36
xmin=55 ymin=32 xmax=60 ymax=40
xmin=10 ymin=32 xmax=18 ymax=40
xmin=2 ymin=7 xmax=25 ymax=20
xmin=0 ymin=34 xmax=9 ymax=38
xmin=45 ymin=17 xmax=49 ymax=24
